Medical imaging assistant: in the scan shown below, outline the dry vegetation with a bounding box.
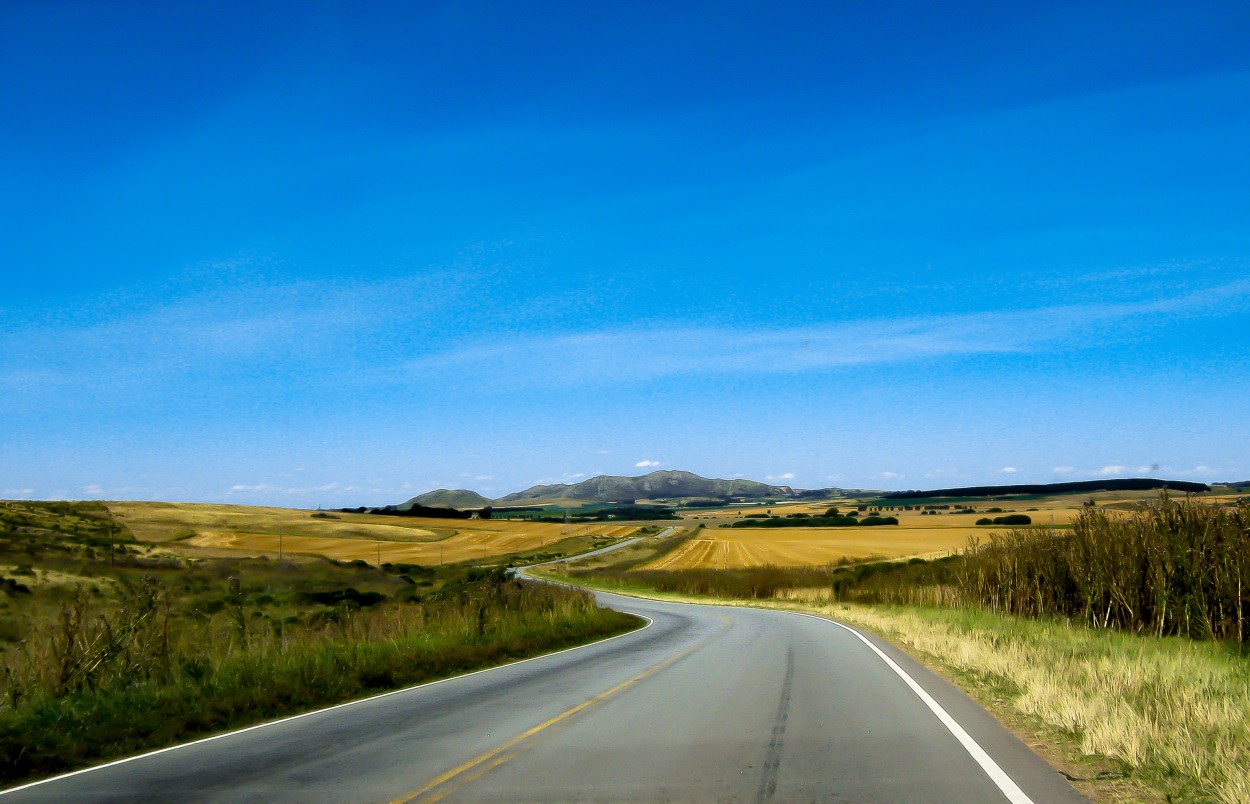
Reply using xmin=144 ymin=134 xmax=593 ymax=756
xmin=108 ymin=501 xmax=636 ymax=565
xmin=559 ymin=492 xmax=1250 ymax=802
xmin=645 ymin=527 xmax=974 ymax=569
xmin=797 ymin=602 xmax=1250 ymax=803
xmin=0 ymin=500 xmax=639 ymax=784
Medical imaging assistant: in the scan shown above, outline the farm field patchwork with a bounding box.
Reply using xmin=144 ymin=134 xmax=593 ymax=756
xmin=107 ymin=502 xmax=635 ymax=565
xmin=660 ymin=488 xmax=1224 ymax=569
xmin=644 ymin=527 xmax=980 ymax=569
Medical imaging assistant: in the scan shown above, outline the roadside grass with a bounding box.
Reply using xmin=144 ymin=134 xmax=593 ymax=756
xmin=549 ymin=567 xmax=1250 ymax=803
xmin=0 ymin=501 xmax=642 ymax=786
xmin=803 ymin=602 xmax=1249 ymax=803
xmin=1 ymin=573 xmax=638 ymax=786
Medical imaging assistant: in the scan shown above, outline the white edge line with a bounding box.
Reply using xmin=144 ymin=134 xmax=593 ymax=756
xmin=555 ymin=581 xmax=1037 ymax=804
xmin=0 ymin=613 xmax=653 ymax=796
xmin=788 ymin=610 xmax=1035 ymax=804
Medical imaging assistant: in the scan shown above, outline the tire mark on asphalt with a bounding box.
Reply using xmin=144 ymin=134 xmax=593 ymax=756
xmin=755 ymin=645 xmax=795 ymax=803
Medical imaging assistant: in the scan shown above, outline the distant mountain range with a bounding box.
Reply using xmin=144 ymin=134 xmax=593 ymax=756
xmin=401 ymin=470 xmax=813 ymax=509
xmin=397 ymin=471 xmax=1224 ymax=511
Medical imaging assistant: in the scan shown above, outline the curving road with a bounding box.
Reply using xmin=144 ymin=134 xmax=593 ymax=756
xmin=2 ymin=584 xmax=1084 ymax=802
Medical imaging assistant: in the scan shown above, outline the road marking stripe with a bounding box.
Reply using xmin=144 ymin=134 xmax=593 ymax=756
xmin=577 ymin=586 xmax=1037 ymax=804
xmin=391 ymin=622 xmax=724 ymax=804
xmin=790 ymin=611 xmax=1035 ymax=804
xmin=0 ymin=614 xmax=653 ymax=798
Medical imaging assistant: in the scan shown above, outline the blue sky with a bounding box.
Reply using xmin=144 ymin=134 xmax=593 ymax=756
xmin=3 ymin=1 xmax=1248 ymax=506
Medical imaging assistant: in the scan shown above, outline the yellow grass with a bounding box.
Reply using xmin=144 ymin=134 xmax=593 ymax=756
xmin=644 ymin=527 xmax=978 ymax=569
xmin=107 ymin=502 xmax=635 ymax=565
xmin=661 ymin=489 xmax=1219 ymax=569
xmin=796 ymin=602 xmax=1250 ymax=803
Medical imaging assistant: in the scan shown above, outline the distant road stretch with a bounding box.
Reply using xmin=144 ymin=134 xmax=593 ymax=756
xmin=3 ymin=581 xmax=1084 ymax=802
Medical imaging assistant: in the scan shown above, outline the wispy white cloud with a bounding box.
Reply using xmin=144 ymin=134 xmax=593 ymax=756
xmin=1099 ymin=465 xmax=1128 ymax=476
xmin=1000 ymin=467 xmax=1018 ymax=474
xmin=767 ymin=472 xmax=797 ymax=481
xmin=230 ymin=483 xmax=272 ymax=492
xmin=1053 ymin=466 xmax=1075 ymax=474
xmin=83 ymin=484 xmax=104 ymax=496
xmin=398 ymin=280 xmax=1250 ymax=385
xmin=636 ymin=460 xmax=661 ymax=468
xmin=0 ymin=273 xmax=460 ymax=403
xmin=5 ymin=278 xmax=1248 ymax=405
xmin=880 ymin=471 xmax=903 ymax=480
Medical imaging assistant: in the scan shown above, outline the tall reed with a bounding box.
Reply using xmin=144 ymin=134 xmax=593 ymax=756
xmin=824 ymin=495 xmax=1250 ymax=642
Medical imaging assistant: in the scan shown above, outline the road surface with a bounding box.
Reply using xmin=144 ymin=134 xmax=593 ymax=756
xmin=2 ymin=586 xmax=1084 ymax=802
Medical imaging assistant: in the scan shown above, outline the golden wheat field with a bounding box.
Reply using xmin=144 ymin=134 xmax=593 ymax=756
xmin=644 ymin=527 xmax=979 ymax=570
xmin=657 ymin=488 xmax=1214 ymax=570
xmin=107 ymin=502 xmax=635 ymax=565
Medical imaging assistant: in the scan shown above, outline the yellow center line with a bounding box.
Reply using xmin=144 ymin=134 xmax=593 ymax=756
xmin=390 ymin=614 xmax=733 ymax=804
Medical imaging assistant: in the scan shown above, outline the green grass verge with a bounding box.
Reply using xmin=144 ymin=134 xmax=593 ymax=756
xmin=1 ymin=583 xmax=640 ymax=787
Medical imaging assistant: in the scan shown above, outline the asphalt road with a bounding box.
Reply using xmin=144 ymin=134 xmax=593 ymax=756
xmin=2 ymin=586 xmax=1085 ymax=803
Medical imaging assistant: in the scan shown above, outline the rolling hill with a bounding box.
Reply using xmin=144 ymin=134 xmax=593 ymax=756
xmin=497 ymin=470 xmax=795 ymax=505
xmin=403 ymin=470 xmax=807 ymax=509
xmin=399 ymin=488 xmax=494 ymax=510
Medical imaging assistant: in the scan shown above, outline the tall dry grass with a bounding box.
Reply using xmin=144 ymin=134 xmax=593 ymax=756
xmin=797 ymin=602 xmax=1250 ymax=803
xmin=0 ymin=571 xmax=635 ymax=784
xmin=829 ymin=495 xmax=1250 ymax=643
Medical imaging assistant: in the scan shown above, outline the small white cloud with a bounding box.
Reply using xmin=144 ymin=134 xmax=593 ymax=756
xmin=316 ymin=483 xmax=339 ymax=492
xmin=474 ymin=474 xmax=494 ymax=481
xmin=1000 ymin=467 xmax=1018 ymax=474
xmin=229 ymin=483 xmax=270 ymax=492
xmin=767 ymin=472 xmax=797 ymax=481
xmin=1189 ymin=465 xmax=1216 ymax=476
xmin=1138 ymin=463 xmax=1160 ymax=473
xmin=1053 ymin=466 xmax=1075 ymax=474
xmin=4 ymin=488 xmax=35 ymax=497
xmin=636 ymin=460 xmax=661 ymax=468
xmin=596 ymin=449 xmax=610 ymax=455
xmin=1100 ymin=465 xmax=1128 ymax=476
xmin=880 ymin=471 xmax=902 ymax=480
xmin=83 ymin=484 xmax=104 ymax=495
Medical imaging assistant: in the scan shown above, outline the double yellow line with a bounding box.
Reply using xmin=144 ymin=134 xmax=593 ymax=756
xmin=391 ymin=616 xmax=730 ymax=803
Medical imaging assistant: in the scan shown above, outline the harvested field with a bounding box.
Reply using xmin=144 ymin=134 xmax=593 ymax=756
xmin=107 ymin=501 xmax=635 ymax=565
xmin=644 ymin=527 xmax=978 ymax=570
